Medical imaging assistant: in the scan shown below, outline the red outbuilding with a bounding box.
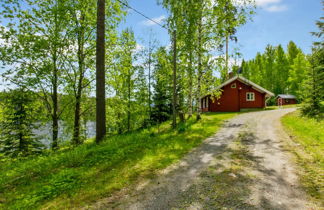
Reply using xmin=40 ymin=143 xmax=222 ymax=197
xmin=276 ymin=94 xmax=297 ymax=106
xmin=201 ymin=75 xmax=274 ymax=112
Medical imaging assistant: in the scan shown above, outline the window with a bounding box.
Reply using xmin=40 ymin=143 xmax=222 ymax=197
xmin=231 ymin=83 xmax=236 ymax=88
xmin=246 ymin=92 xmax=255 ymax=101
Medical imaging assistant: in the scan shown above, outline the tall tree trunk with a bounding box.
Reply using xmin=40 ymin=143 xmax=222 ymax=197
xmin=73 ymin=78 xmax=83 ymax=145
xmin=127 ymin=71 xmax=131 ymax=132
xmin=73 ymin=16 xmax=85 ymax=145
xmin=51 ymin=4 xmax=59 ymax=150
xmin=311 ymin=66 xmax=317 ymax=110
xmin=148 ymin=43 xmax=152 ymax=120
xmin=225 ymin=35 xmax=229 ymax=80
xmin=96 ymin=0 xmax=106 ymax=143
xmin=18 ymin=103 xmax=25 ymax=154
xmin=188 ymin=50 xmax=193 ymax=118
xmin=52 ymin=53 xmax=59 ymax=150
xmin=196 ymin=19 xmax=202 ymax=121
xmin=172 ymin=30 xmax=177 ymax=128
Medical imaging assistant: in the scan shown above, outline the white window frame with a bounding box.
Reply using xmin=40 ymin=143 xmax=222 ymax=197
xmin=231 ymin=83 xmax=236 ymax=88
xmin=246 ymin=92 xmax=255 ymax=101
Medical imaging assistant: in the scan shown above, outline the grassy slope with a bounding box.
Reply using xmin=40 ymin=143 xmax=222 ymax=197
xmin=0 ymin=112 xmax=237 ymax=209
xmin=281 ymin=111 xmax=324 ymax=205
xmin=0 ymin=105 xmax=4 ymax=160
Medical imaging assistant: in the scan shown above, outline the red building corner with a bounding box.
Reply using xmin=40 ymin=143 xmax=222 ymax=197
xmin=201 ymin=75 xmax=274 ymax=112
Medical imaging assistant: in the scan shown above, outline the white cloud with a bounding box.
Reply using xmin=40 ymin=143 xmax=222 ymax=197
xmin=255 ymin=0 xmax=281 ymax=7
xmin=141 ymin=15 xmax=166 ymax=26
xmin=135 ymin=43 xmax=144 ymax=52
xmin=264 ymin=4 xmax=288 ymax=12
xmin=254 ymin=0 xmax=288 ymax=12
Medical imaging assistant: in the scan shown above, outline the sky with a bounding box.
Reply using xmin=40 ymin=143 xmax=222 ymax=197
xmin=120 ymin=0 xmax=323 ymax=60
xmin=0 ymin=0 xmax=322 ymax=90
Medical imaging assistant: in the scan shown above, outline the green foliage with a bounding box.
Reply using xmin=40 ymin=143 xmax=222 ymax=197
xmin=160 ymin=0 xmax=254 ymax=121
xmin=274 ymin=45 xmax=290 ymax=94
xmin=287 ymin=41 xmax=302 ymax=65
xmin=0 ymin=89 xmax=44 ymax=158
xmin=288 ymin=53 xmax=309 ymax=97
xmin=16 ymin=169 xmax=82 ymax=209
xmin=282 ymin=111 xmax=324 ymax=204
xmin=0 ymin=112 xmax=237 ymax=209
xmin=151 ymin=47 xmax=172 ymax=124
xmin=241 ymin=41 xmax=309 ymax=104
xmin=0 ymin=0 xmax=127 ymax=148
xmin=0 ymin=0 xmax=255 ymax=151
xmin=106 ymin=28 xmax=149 ymax=133
xmin=300 ymin=50 xmax=324 ymax=118
xmin=300 ymin=12 xmax=324 ymax=118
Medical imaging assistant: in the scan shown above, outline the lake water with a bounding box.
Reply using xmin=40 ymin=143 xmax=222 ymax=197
xmin=34 ymin=121 xmax=96 ymax=148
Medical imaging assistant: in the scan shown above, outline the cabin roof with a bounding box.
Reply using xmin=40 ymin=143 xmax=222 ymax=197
xmin=216 ymin=75 xmax=275 ymax=97
xmin=277 ymin=94 xmax=296 ymax=99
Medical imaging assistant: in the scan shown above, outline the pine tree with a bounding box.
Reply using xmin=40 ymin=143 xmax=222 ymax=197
xmin=0 ymin=89 xmax=43 ymax=158
xmin=301 ymin=10 xmax=324 ymax=118
xmin=151 ymin=76 xmax=172 ymax=125
xmin=151 ymin=47 xmax=172 ymax=125
xmin=301 ymin=47 xmax=324 ymax=118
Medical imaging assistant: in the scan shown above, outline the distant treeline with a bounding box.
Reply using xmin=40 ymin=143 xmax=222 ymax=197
xmin=235 ymin=41 xmax=323 ymax=107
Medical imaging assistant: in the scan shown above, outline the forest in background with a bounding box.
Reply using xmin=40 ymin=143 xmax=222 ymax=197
xmin=238 ymin=41 xmax=323 ymax=105
xmin=0 ymin=0 xmax=322 ymax=160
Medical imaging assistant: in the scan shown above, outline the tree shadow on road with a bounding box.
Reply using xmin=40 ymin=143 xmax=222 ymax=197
xmin=169 ymin=131 xmax=303 ymax=210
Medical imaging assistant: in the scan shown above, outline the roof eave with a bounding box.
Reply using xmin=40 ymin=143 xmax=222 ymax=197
xmin=209 ymin=75 xmax=274 ymax=97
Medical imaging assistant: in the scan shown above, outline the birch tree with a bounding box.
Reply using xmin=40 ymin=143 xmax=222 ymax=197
xmin=0 ymin=0 xmax=70 ymax=150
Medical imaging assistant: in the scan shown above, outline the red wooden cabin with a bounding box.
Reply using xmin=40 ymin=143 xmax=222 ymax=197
xmin=277 ymin=94 xmax=297 ymax=106
xmin=201 ymin=75 xmax=274 ymax=112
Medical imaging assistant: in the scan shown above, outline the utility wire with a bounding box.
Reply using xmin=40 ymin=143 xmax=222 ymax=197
xmin=116 ymin=0 xmax=169 ymax=30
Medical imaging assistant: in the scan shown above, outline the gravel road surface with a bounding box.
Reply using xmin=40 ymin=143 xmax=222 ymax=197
xmin=92 ymin=108 xmax=317 ymax=210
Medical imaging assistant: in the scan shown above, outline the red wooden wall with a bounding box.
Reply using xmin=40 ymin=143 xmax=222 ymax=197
xmin=201 ymin=79 xmax=266 ymax=112
xmin=277 ymin=98 xmax=297 ymax=106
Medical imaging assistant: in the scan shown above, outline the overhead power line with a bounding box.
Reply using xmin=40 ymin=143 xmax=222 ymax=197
xmin=116 ymin=0 xmax=169 ymax=30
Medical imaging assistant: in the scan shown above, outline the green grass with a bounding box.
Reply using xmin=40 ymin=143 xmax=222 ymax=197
xmin=0 ymin=112 xmax=237 ymax=209
xmin=0 ymin=105 xmax=4 ymax=161
xmin=0 ymin=104 xmax=3 ymax=121
xmin=281 ymin=111 xmax=324 ymax=205
xmin=266 ymin=104 xmax=300 ymax=110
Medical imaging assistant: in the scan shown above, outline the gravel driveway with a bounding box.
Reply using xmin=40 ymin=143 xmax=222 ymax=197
xmin=92 ymin=108 xmax=317 ymax=210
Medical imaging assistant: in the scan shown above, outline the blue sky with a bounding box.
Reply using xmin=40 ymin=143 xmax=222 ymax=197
xmin=0 ymin=0 xmax=322 ymax=90
xmin=120 ymin=0 xmax=323 ymax=60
